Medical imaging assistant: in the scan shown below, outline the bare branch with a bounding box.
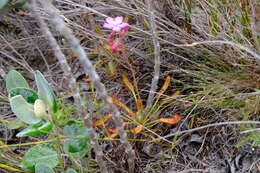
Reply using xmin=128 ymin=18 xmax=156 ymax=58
xmin=240 ymin=128 xmax=260 ymax=134
xmin=145 ymin=0 xmax=161 ymax=108
xmin=172 ymin=40 xmax=260 ymax=61
xmin=154 ymin=121 xmax=260 ymax=141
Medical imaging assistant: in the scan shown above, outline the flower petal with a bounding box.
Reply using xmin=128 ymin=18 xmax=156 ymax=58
xmin=105 ymin=17 xmax=114 ymax=24
xmin=114 ymin=16 xmax=123 ymax=24
xmin=112 ymin=26 xmax=122 ymax=32
xmin=118 ymin=23 xmax=129 ymax=31
xmin=103 ymin=23 xmax=114 ymax=29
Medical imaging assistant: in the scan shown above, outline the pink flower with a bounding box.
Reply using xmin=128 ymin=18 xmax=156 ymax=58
xmin=103 ymin=16 xmax=129 ymax=32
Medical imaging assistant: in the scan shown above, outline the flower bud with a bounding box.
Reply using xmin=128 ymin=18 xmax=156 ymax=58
xmin=34 ymin=99 xmax=48 ymax=118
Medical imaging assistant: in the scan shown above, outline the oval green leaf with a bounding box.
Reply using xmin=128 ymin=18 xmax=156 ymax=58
xmin=16 ymin=120 xmax=53 ymax=137
xmin=10 ymin=95 xmax=41 ymax=124
xmin=62 ymin=121 xmax=90 ymax=153
xmin=34 ymin=71 xmax=58 ymax=113
xmin=70 ymin=145 xmax=88 ymax=159
xmin=9 ymin=87 xmax=38 ymax=104
xmin=21 ymin=143 xmax=58 ymax=171
xmin=0 ymin=0 xmax=8 ymax=9
xmin=5 ymin=70 xmax=29 ymax=92
xmin=35 ymin=163 xmax=55 ymax=173
xmin=63 ymin=139 xmax=88 ymax=153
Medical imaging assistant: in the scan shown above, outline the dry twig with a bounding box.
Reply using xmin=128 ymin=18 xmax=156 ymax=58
xmin=240 ymin=128 xmax=260 ymax=134
xmin=177 ymin=40 xmax=260 ymax=60
xmin=155 ymin=121 xmax=260 ymax=141
xmin=145 ymin=0 xmax=161 ymax=108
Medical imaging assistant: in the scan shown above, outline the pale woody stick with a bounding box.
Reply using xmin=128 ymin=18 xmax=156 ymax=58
xmin=145 ymin=0 xmax=161 ymax=108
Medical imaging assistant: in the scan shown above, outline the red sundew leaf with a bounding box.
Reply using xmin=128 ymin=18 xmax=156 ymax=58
xmin=111 ymin=94 xmax=136 ymax=117
xmin=156 ymin=76 xmax=171 ymax=99
xmin=161 ymin=90 xmax=181 ymax=105
xmin=111 ymin=94 xmax=125 ymax=107
xmin=108 ymin=128 xmax=117 ymax=134
xmin=105 ymin=128 xmax=119 ymax=139
xmin=106 ymin=122 xmax=130 ymax=138
xmin=159 ymin=114 xmax=182 ymax=125
xmin=122 ymin=73 xmax=144 ymax=113
xmin=129 ymin=125 xmax=143 ymax=134
xmin=135 ymin=98 xmax=144 ymax=112
xmin=93 ymin=114 xmax=112 ymax=127
xmin=111 ymin=133 xmax=119 ymax=139
xmin=107 ymin=128 xmax=119 ymax=138
xmin=122 ymin=73 xmax=135 ymax=93
xmin=129 ymin=112 xmax=137 ymax=118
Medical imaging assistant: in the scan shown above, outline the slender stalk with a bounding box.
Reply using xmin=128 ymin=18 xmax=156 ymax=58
xmin=240 ymin=128 xmax=260 ymax=134
xmin=27 ymin=1 xmax=108 ymax=172
xmin=37 ymin=1 xmax=135 ymax=172
xmin=160 ymin=121 xmax=260 ymax=140
xmin=145 ymin=0 xmax=161 ymax=108
xmin=175 ymin=40 xmax=260 ymax=60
